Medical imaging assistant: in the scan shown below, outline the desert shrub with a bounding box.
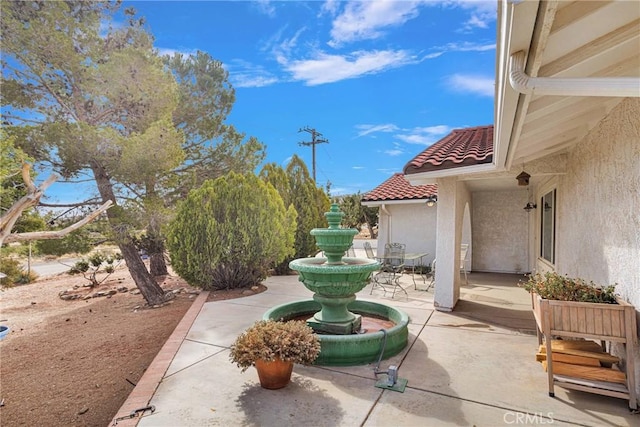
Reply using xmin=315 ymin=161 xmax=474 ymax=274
xmin=68 ymin=251 xmax=123 ymax=287
xmin=167 ymin=172 xmax=296 ymax=290
xmin=259 ymin=157 xmax=330 ymax=275
xmin=0 ymin=257 xmax=38 ymax=287
xmin=36 ymin=229 xmax=94 ymax=256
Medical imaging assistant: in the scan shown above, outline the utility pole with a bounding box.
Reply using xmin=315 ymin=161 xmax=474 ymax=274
xmin=298 ymin=126 xmax=328 ymax=182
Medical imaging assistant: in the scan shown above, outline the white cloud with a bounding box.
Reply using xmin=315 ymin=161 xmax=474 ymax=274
xmin=284 ymin=50 xmax=417 ymax=86
xmin=232 ymin=74 xmax=279 ymax=88
xmin=451 ymin=0 xmax=497 ymax=31
xmin=395 ymin=124 xmax=451 ymax=145
xmin=413 ymin=125 xmax=451 ymax=135
xmin=255 ymin=0 xmax=276 ymax=18
xmin=396 ymin=134 xmax=438 ymax=145
xmin=355 ymin=123 xmax=399 ymax=137
xmin=422 ymin=41 xmax=495 ymax=60
xmin=352 ymin=166 xmax=365 ymax=170
xmin=441 ymin=41 xmax=495 ymax=52
xmin=357 ymin=123 xmax=449 ymax=146
xmin=384 ymin=149 xmax=404 ymax=156
xmin=382 ymin=142 xmax=405 ymax=156
xmin=228 ymin=59 xmax=278 ymax=88
xmin=320 ymin=0 xmax=340 ymax=17
xmin=447 ymin=74 xmax=494 ymax=97
xmin=328 ymin=0 xmax=424 ymax=46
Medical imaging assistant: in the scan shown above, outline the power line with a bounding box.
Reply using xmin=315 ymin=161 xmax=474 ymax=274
xmin=298 ymin=126 xmax=328 ymax=182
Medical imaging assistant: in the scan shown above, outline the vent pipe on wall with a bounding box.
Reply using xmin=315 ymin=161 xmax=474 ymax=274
xmin=509 ymin=51 xmax=640 ymax=98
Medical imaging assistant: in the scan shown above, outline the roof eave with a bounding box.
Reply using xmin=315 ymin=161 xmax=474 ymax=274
xmin=404 ymin=162 xmax=499 ymax=186
xmin=494 ymin=0 xmax=539 ymax=171
xmin=361 ymin=199 xmax=432 ymax=207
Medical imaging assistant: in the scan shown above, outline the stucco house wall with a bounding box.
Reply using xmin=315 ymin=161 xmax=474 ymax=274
xmin=376 ymin=203 xmax=437 ymax=265
xmin=550 ymin=97 xmax=640 ymax=397
xmin=472 ymin=190 xmax=529 ymax=273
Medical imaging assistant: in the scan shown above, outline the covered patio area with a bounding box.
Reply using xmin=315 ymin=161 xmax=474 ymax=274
xmin=113 ymin=270 xmax=636 ymax=426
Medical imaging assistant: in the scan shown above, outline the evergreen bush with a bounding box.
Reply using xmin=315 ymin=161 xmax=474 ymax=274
xmin=167 ymin=172 xmax=296 ymax=290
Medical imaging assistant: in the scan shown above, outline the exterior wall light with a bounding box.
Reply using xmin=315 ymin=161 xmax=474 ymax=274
xmin=425 ymin=195 xmax=437 ymax=207
xmin=524 ymin=202 xmax=537 ymax=211
xmin=516 ymin=171 xmax=531 ymax=186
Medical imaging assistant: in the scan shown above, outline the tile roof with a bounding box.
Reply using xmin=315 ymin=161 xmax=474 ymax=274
xmin=403 ymin=125 xmax=494 ymax=174
xmin=362 ymin=173 xmax=437 ymax=202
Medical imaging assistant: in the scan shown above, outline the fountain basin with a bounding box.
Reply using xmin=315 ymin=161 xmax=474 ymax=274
xmin=264 ymin=300 xmax=409 ymax=366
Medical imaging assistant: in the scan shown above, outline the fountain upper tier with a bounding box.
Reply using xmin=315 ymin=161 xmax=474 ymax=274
xmin=310 ymin=204 xmax=358 ymax=264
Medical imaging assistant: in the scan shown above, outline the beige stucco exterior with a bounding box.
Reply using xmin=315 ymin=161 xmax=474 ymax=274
xmin=375 ymin=202 xmax=437 ymax=266
xmin=373 ymin=0 xmax=639 ymax=403
xmin=539 ymin=98 xmax=640 ymax=393
xmin=472 ymin=190 xmax=529 ymax=273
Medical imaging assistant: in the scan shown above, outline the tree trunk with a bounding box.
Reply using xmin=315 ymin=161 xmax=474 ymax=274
xmin=149 ymin=247 xmax=168 ymax=277
xmin=366 ymin=220 xmax=378 ymax=239
xmin=91 ymin=162 xmax=169 ymax=306
xmin=147 ymin=224 xmax=168 ymax=277
xmin=120 ymin=241 xmax=168 ymax=305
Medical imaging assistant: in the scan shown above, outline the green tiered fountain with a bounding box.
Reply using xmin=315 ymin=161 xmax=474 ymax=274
xmin=264 ymin=204 xmax=410 ymax=366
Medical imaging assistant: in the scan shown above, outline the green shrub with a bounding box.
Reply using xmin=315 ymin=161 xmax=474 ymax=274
xmin=523 ymin=272 xmax=617 ymax=304
xmin=0 ymin=257 xmax=38 ymax=287
xmin=167 ymin=172 xmax=296 ymax=290
xmin=36 ymin=229 xmax=95 ymax=256
xmin=68 ymin=251 xmax=123 ymax=287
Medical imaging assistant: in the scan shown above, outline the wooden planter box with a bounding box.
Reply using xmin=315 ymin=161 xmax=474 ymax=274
xmin=531 ymin=293 xmax=638 ymax=410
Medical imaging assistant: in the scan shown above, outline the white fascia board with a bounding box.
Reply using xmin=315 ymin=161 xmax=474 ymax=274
xmin=495 ymin=0 xmax=538 ymax=171
xmin=361 ymin=199 xmax=428 ymax=207
xmin=404 ymin=163 xmax=499 ymax=186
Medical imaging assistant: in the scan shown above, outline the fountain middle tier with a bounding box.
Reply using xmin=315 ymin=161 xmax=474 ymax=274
xmin=288 ymin=256 xmax=380 ymax=334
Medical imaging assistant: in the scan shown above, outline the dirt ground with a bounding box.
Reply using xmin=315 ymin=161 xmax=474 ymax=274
xmin=0 ymin=266 xmax=265 ymax=427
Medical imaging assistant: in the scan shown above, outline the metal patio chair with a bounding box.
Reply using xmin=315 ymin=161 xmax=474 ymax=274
xmin=363 ymin=241 xmax=376 ymax=259
xmin=371 ymin=243 xmax=407 ymax=298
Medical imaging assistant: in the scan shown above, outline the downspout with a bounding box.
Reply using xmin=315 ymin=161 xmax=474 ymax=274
xmin=509 ymin=50 xmax=640 ymax=97
xmin=381 ymin=203 xmax=391 ymax=248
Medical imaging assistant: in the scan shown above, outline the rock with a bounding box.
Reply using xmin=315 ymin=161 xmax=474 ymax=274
xmin=77 ymin=407 xmax=89 ymax=415
xmin=130 ymin=289 xmax=141 ymax=295
xmin=251 ymin=286 xmax=260 ymax=291
xmin=117 ymin=286 xmax=128 ymax=293
xmin=242 ymin=289 xmax=254 ymax=295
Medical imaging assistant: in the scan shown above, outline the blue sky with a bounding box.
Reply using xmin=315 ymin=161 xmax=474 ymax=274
xmin=44 ymin=0 xmax=496 ymax=203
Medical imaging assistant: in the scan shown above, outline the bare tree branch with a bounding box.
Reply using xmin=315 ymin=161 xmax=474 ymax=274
xmin=0 ymin=163 xmax=113 ymax=245
xmin=0 ymin=165 xmax=58 ymax=243
xmin=4 ymin=200 xmax=112 ymax=243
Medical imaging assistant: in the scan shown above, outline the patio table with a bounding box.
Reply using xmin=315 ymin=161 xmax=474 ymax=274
xmin=403 ymin=252 xmax=430 ymax=288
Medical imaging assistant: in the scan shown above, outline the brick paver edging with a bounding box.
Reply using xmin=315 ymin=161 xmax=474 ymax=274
xmin=109 ymin=291 xmax=209 ymax=427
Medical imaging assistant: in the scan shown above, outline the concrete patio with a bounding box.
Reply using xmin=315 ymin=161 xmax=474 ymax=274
xmin=113 ymin=267 xmax=637 ymax=426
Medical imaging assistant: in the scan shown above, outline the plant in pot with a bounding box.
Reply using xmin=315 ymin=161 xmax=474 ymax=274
xmin=229 ymin=319 xmax=321 ymax=389
xmin=523 ymin=272 xmax=617 ymax=303
xmin=522 ymin=272 xmax=637 ymax=410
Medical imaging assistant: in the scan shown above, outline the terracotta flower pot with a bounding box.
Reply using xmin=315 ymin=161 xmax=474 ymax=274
xmin=255 ymin=358 xmax=294 ymax=389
